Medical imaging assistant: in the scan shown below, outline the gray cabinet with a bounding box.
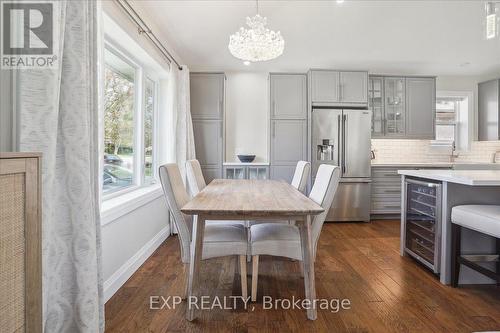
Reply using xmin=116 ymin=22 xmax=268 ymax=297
xmin=190 ymin=72 xmax=225 ymax=182
xmin=269 ymin=73 xmax=308 ymax=182
xmin=310 ymin=70 xmax=368 ymax=107
xmin=223 ymin=164 xmax=269 ymax=180
xmin=270 ymin=165 xmax=296 ymax=183
xmin=370 ymin=75 xmax=436 ymax=139
xmin=406 ymin=77 xmax=435 ymax=139
xmin=371 ymin=165 xmax=450 ymax=216
xmin=190 ymin=73 xmax=224 ymax=119
xmin=369 ymin=76 xmax=384 ymax=138
xmin=384 ymin=77 xmax=406 ymax=136
xmin=478 ymin=79 xmax=500 ymax=141
xmin=340 ymin=71 xmax=368 ymax=104
xmin=192 ymin=120 xmax=223 ymax=168
xmin=311 ymin=70 xmax=339 ymax=103
xmin=271 ymin=120 xmax=307 ymax=166
xmin=270 ymin=74 xmax=307 ymax=119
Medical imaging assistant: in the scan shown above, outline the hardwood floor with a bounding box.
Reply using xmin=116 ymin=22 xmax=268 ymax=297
xmin=105 ymin=221 xmax=500 ymax=332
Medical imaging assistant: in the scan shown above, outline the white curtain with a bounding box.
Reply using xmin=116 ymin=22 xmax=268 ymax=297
xmin=17 ymin=1 xmax=103 ymax=332
xmin=170 ymin=65 xmax=196 ymax=182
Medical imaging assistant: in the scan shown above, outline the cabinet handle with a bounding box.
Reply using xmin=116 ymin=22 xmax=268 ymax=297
xmin=272 ymin=122 xmax=276 ymax=138
xmin=383 ymin=189 xmax=400 ymax=193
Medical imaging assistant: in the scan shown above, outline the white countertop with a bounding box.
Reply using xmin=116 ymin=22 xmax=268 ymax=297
xmin=223 ymin=162 xmax=270 ymax=166
xmin=372 ymin=162 xmax=453 ymax=167
xmin=398 ymin=169 xmax=500 ymax=186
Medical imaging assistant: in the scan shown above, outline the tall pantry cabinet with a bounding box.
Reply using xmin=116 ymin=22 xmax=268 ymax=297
xmin=189 ymin=73 xmax=225 ymax=182
xmin=269 ymin=73 xmax=308 ymax=182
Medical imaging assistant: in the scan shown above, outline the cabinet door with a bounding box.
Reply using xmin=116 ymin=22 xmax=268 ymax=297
xmin=311 ymin=70 xmax=339 ymax=103
xmin=271 ymin=74 xmax=307 ymax=119
xmin=248 ymin=166 xmax=269 ymax=180
xmin=202 ymin=167 xmax=221 ymax=183
xmin=478 ymin=79 xmax=500 ymax=141
xmin=340 ymin=71 xmax=368 ymax=103
xmin=369 ymin=77 xmax=385 ymax=137
xmin=384 ymin=77 xmax=406 ymax=136
xmin=192 ymin=120 xmax=223 ymax=168
xmin=224 ymin=167 xmax=246 ymax=179
xmin=271 ymin=120 xmax=307 ymax=165
xmin=190 ymin=73 xmax=224 ymax=119
xmin=270 ymin=165 xmax=296 ymax=182
xmin=406 ymin=77 xmax=435 ymax=139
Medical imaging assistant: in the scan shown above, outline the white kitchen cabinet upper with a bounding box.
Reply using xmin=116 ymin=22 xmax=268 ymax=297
xmin=310 ymin=70 xmax=368 ymax=107
xmin=270 ymin=74 xmax=307 ymax=119
xmin=190 ymin=73 xmax=224 ymax=119
xmin=478 ymin=79 xmax=500 ymax=141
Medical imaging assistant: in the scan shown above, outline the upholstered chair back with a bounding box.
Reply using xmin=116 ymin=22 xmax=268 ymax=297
xmin=308 ymin=165 xmax=341 ymax=258
xmin=291 ymin=160 xmax=311 ymax=193
xmin=186 ymin=159 xmax=206 ymax=197
xmin=159 ymin=163 xmax=192 ymax=263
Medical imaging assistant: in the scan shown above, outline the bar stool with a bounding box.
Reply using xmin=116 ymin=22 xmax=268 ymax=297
xmin=451 ymin=205 xmax=500 ymax=287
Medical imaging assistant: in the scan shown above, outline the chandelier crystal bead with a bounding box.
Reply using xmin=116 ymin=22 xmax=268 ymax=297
xmin=228 ymin=14 xmax=285 ymax=62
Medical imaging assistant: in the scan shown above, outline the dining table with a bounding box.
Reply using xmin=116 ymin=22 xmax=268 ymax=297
xmin=181 ymin=179 xmax=324 ymax=321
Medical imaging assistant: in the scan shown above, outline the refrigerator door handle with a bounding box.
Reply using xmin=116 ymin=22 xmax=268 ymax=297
xmin=342 ymin=114 xmax=347 ymax=174
xmin=337 ymin=114 xmax=341 ymax=168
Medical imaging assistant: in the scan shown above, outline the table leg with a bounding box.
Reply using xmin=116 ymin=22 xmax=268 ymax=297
xmin=186 ymin=215 xmax=205 ymax=321
xmin=299 ymin=215 xmax=317 ymax=320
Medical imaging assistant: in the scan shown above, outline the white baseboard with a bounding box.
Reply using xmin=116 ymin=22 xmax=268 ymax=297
xmin=103 ymin=225 xmax=170 ymax=302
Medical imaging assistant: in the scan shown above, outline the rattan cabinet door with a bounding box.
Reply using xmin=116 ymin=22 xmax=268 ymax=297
xmin=0 ymin=154 xmax=42 ymax=333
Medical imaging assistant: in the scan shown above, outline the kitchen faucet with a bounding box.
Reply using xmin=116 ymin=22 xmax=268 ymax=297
xmin=493 ymin=151 xmax=500 ymax=163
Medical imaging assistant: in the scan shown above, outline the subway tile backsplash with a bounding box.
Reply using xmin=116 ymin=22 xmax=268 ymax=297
xmin=371 ymin=139 xmax=500 ymax=164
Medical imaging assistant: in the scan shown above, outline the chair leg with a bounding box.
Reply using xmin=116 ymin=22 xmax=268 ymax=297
xmin=183 ymin=263 xmax=189 ymax=300
xmin=251 ymin=255 xmax=259 ymax=302
xmin=451 ymin=223 xmax=461 ymax=287
xmin=239 ymin=255 xmax=248 ymax=299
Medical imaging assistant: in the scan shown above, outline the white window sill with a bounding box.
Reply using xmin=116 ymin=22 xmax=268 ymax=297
xmin=101 ymin=184 xmax=164 ymax=226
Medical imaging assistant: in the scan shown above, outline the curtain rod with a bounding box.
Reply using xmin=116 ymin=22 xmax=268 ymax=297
xmin=115 ymin=0 xmax=183 ymax=70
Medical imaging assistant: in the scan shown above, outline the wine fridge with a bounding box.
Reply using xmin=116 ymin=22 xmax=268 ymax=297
xmin=402 ymin=178 xmax=442 ymax=273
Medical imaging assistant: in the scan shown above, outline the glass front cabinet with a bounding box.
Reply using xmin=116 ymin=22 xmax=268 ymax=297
xmin=223 ymin=164 xmax=269 ymax=180
xmin=384 ymin=77 xmax=406 ymax=136
xmin=369 ymin=76 xmax=384 ymax=137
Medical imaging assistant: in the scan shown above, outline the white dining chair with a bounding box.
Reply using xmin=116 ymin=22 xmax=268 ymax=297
xmin=249 ymin=164 xmax=340 ymax=301
xmin=159 ymin=163 xmax=249 ymax=299
xmin=291 ymin=160 xmax=311 ymax=194
xmin=185 ymin=159 xmax=206 ymax=197
xmin=249 ymin=160 xmax=311 ymax=228
xmin=186 ymin=159 xmax=246 ymax=227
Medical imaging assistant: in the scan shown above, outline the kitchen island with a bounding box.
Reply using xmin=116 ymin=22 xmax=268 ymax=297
xmin=398 ymin=169 xmax=500 ymax=285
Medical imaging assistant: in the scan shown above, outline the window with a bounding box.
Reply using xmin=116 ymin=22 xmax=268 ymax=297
xmin=144 ymin=78 xmax=155 ymax=185
xmin=102 ymin=44 xmax=158 ymax=196
xmin=435 ymin=93 xmax=471 ymax=152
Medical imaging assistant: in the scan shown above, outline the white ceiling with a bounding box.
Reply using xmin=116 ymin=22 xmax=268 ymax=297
xmin=135 ymin=0 xmax=500 ymax=76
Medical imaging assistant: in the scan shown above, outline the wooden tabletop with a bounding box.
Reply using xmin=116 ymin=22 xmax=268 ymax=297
xmin=181 ymin=179 xmax=324 ymax=217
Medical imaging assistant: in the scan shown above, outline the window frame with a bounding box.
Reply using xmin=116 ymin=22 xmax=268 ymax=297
xmin=435 ymin=90 xmax=474 ymax=152
xmin=102 ymin=39 xmax=161 ymax=201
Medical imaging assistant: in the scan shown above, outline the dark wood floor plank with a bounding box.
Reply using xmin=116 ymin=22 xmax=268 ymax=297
xmin=105 ymin=221 xmax=500 ymax=332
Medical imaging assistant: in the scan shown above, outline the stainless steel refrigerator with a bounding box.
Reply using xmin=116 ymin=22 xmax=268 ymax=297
xmin=312 ymin=108 xmax=372 ymax=222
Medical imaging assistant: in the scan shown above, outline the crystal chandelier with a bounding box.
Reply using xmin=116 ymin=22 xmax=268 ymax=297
xmin=228 ymin=1 xmax=285 ymax=63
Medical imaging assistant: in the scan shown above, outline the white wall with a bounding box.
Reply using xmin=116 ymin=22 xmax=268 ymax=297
xmin=225 ymin=72 xmax=269 ymax=162
xmin=102 ymin=196 xmax=170 ymax=301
